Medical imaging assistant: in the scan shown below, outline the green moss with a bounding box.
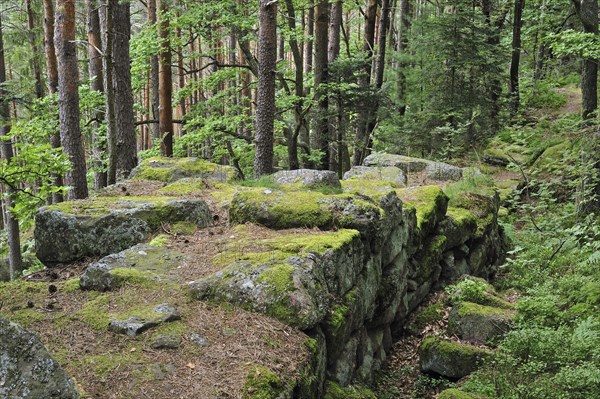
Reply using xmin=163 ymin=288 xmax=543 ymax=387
xmin=76 ymin=294 xmax=111 ymax=330
xmin=446 ymin=207 xmax=478 ymax=229
xmin=110 ymin=268 xmax=161 ymax=288
xmin=0 ymin=281 xmax=47 ymax=326
xmin=46 ymin=196 xmax=175 ymax=217
xmin=257 ymin=263 xmax=297 ymax=323
xmin=341 ymin=179 xmax=398 ymax=199
xmin=449 ymin=192 xmax=497 ymax=239
xmin=63 ymin=278 xmax=81 ymax=293
xmin=304 ymin=338 xmax=319 ymax=355
xmin=171 ymin=222 xmax=197 ymax=235
xmin=396 ymin=186 xmax=448 ymax=232
xmin=407 ymin=303 xmax=445 ymax=334
xmin=77 ymin=351 xmax=143 ymax=378
xmin=438 ymin=388 xmax=490 ymax=399
xmin=414 ymin=235 xmax=447 ymax=283
xmin=421 ymin=336 xmax=492 ymax=365
xmin=157 ymin=178 xmax=210 ymax=195
xmin=455 ymin=301 xmax=513 ymax=318
xmin=148 ymin=234 xmax=170 ymax=247
xmin=532 ymin=140 xmax=570 ymax=172
xmin=328 ymin=303 xmax=349 ymax=332
xmin=242 ymin=365 xmax=284 ymax=399
xmin=324 ymin=381 xmax=377 ymax=399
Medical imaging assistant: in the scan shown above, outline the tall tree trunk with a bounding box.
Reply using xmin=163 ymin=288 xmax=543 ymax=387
xmin=100 ymin=0 xmax=117 ymax=183
xmin=43 ymin=0 xmax=64 ymax=203
xmin=397 ymin=0 xmax=411 ymax=116
xmin=254 ymin=0 xmax=278 ymax=177
xmin=0 ymin=16 xmax=23 ymax=280
xmin=26 ymin=0 xmax=45 ymax=99
xmin=328 ymin=0 xmax=343 ymax=174
xmin=353 ymin=0 xmax=378 ymax=166
xmin=87 ymin=0 xmax=107 ymax=189
xmin=305 ymin=4 xmax=314 ymax=75
xmin=313 ymin=0 xmax=329 ymax=170
xmin=509 ymin=0 xmax=525 ymax=117
xmin=111 ymin=0 xmax=137 ymax=181
xmin=148 ymin=0 xmax=160 ymax=141
xmin=158 ymin=0 xmax=174 ymax=157
xmin=55 ymin=0 xmax=88 ymax=199
xmin=572 ymin=0 xmax=598 ymax=119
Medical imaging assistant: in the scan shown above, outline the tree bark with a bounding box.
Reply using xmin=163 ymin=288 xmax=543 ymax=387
xmin=305 ymin=4 xmax=314 ymax=75
xmin=148 ymin=0 xmax=160 ymax=141
xmin=313 ymin=0 xmax=329 ymax=170
xmin=572 ymin=0 xmax=598 ymax=119
xmin=328 ymin=0 xmax=343 ymax=175
xmin=353 ymin=0 xmax=378 ymax=166
xmin=99 ymin=0 xmax=117 ymax=183
xmin=87 ymin=0 xmax=108 ymax=189
xmin=254 ymin=0 xmax=278 ymax=177
xmin=397 ymin=0 xmax=411 ymax=116
xmin=158 ymin=0 xmax=174 ymax=157
xmin=509 ymin=0 xmax=525 ymax=117
xmin=26 ymin=0 xmax=45 ymax=99
xmin=43 ymin=0 xmax=64 ymax=203
xmin=111 ymin=0 xmax=137 ymax=181
xmin=0 ymin=16 xmax=23 ymax=280
xmin=55 ymin=0 xmax=88 ymax=200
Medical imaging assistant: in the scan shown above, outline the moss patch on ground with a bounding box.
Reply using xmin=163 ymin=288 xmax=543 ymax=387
xmin=324 ymin=381 xmax=377 ymax=399
xmin=242 ymin=365 xmax=284 ymax=399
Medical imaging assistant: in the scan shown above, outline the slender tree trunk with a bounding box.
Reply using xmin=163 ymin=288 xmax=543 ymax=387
xmin=572 ymin=0 xmax=598 ymax=119
xmin=509 ymin=0 xmax=525 ymax=117
xmin=353 ymin=0 xmax=378 ymax=166
xmin=87 ymin=0 xmax=107 ymax=189
xmin=100 ymin=0 xmax=117 ymax=183
xmin=328 ymin=0 xmax=343 ymax=174
xmin=305 ymin=4 xmax=315 ymax=75
xmin=158 ymin=0 xmax=174 ymax=156
xmin=313 ymin=0 xmax=329 ymax=170
xmin=111 ymin=0 xmax=137 ymax=180
xmin=148 ymin=0 xmax=160 ymax=141
xmin=254 ymin=0 xmax=278 ymax=177
xmin=55 ymin=0 xmax=88 ymax=199
xmin=26 ymin=0 xmax=45 ymax=99
xmin=43 ymin=0 xmax=64 ymax=203
xmin=0 ymin=16 xmax=23 ymax=280
xmin=397 ymin=0 xmax=411 ymax=116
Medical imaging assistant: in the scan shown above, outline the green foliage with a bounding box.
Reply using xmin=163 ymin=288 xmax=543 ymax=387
xmin=445 ymin=277 xmax=491 ymax=305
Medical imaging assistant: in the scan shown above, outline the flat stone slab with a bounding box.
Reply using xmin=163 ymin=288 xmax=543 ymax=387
xmin=35 ymin=196 xmax=211 ymax=264
xmin=272 ymin=169 xmax=341 ymax=189
xmin=363 ymin=153 xmax=464 ymax=181
xmin=0 ymin=318 xmax=80 ymax=398
xmin=419 ymin=336 xmax=491 ymax=379
xmin=343 ymin=166 xmax=407 ymax=187
xmin=79 ymin=244 xmax=187 ymax=291
xmin=108 ymin=304 xmax=181 ymax=337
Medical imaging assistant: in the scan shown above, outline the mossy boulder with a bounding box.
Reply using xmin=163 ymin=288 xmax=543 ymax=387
xmin=449 ymin=192 xmax=498 ymax=239
xmin=419 ymin=336 xmax=491 ymax=379
xmin=272 ymin=169 xmax=341 ymax=189
xmin=437 ymin=208 xmax=478 ymax=250
xmin=448 ymin=301 xmax=514 ymax=344
xmin=363 ymin=153 xmax=463 ymax=181
xmin=80 ymin=244 xmax=186 ymax=291
xmin=438 ymin=388 xmax=491 ymax=399
xmin=343 ymin=166 xmax=407 ymax=187
xmin=532 ymin=140 xmax=570 ymax=173
xmin=396 ymin=186 xmax=449 ymax=237
xmin=0 ymin=318 xmax=80 ymax=398
xmin=35 ymin=197 xmax=211 ymax=263
xmin=129 ymin=156 xmax=235 ymax=182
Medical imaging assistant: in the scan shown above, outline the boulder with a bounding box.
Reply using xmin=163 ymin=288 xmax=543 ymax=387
xmin=80 ymin=244 xmax=186 ymax=291
xmin=0 ymin=318 xmax=80 ymax=398
xmin=343 ymin=166 xmax=407 ymax=187
xmin=129 ymin=156 xmax=236 ymax=182
xmin=448 ymin=302 xmax=514 ymax=343
xmin=363 ymin=153 xmax=463 ymax=181
xmin=108 ymin=303 xmax=181 ymax=337
xmin=419 ymin=336 xmax=491 ymax=379
xmin=272 ymin=169 xmax=341 ymax=189
xmin=425 ymin=162 xmax=464 ymax=181
xmin=35 ymin=197 xmax=211 ymax=264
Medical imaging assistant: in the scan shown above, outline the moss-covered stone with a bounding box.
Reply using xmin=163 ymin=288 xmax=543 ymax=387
xmin=35 ymin=197 xmax=211 ymax=263
xmin=323 ymin=380 xmax=377 ymax=399
xmin=396 ymin=186 xmax=449 ymax=236
xmin=130 ymin=156 xmax=236 ymax=183
xmin=532 ymin=140 xmax=570 ymax=173
xmin=438 ymin=207 xmax=478 ymax=249
xmin=448 ymin=301 xmax=514 ymax=344
xmin=438 ymin=388 xmax=490 ymax=399
xmin=449 ymin=192 xmax=498 ymax=239
xmin=157 ymin=178 xmax=211 ymax=195
xmin=243 ymin=365 xmax=284 ymax=399
xmin=412 ymin=235 xmax=446 ymax=285
xmin=419 ymin=336 xmax=492 ymax=379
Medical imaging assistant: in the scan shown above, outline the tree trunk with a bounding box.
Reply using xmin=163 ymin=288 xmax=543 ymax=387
xmin=572 ymin=0 xmax=598 ymax=119
xmin=87 ymin=0 xmax=108 ymax=189
xmin=328 ymin=0 xmax=342 ymax=174
xmin=353 ymin=0 xmax=378 ymax=166
xmin=55 ymin=0 xmax=88 ymax=200
xmin=43 ymin=0 xmax=64 ymax=203
xmin=111 ymin=0 xmax=137 ymax=181
xmin=254 ymin=0 xmax=278 ymax=177
xmin=397 ymin=0 xmax=411 ymax=116
xmin=313 ymin=0 xmax=329 ymax=170
xmin=509 ymin=0 xmax=525 ymax=117
xmin=158 ymin=0 xmax=174 ymax=156
xmin=26 ymin=0 xmax=45 ymax=99
xmin=305 ymin=4 xmax=314 ymax=75
xmin=0 ymin=16 xmax=23 ymax=280
xmin=148 ymin=0 xmax=160 ymax=141
xmin=99 ymin=0 xmax=117 ymax=183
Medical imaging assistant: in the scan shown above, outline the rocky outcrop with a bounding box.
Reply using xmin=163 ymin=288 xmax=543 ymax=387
xmin=363 ymin=153 xmax=465 ymax=181
xmin=192 ymin=177 xmax=507 ymax=385
xmin=343 ymin=166 xmax=407 ymax=187
xmin=272 ymin=169 xmax=341 ymax=189
xmin=129 ymin=156 xmax=236 ymax=182
xmin=447 ymin=302 xmax=514 ymax=344
xmin=0 ymin=318 xmax=80 ymax=398
xmin=35 ymin=197 xmax=211 ymax=264
xmin=80 ymin=244 xmax=186 ymax=291
xmin=419 ymin=336 xmax=491 ymax=379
